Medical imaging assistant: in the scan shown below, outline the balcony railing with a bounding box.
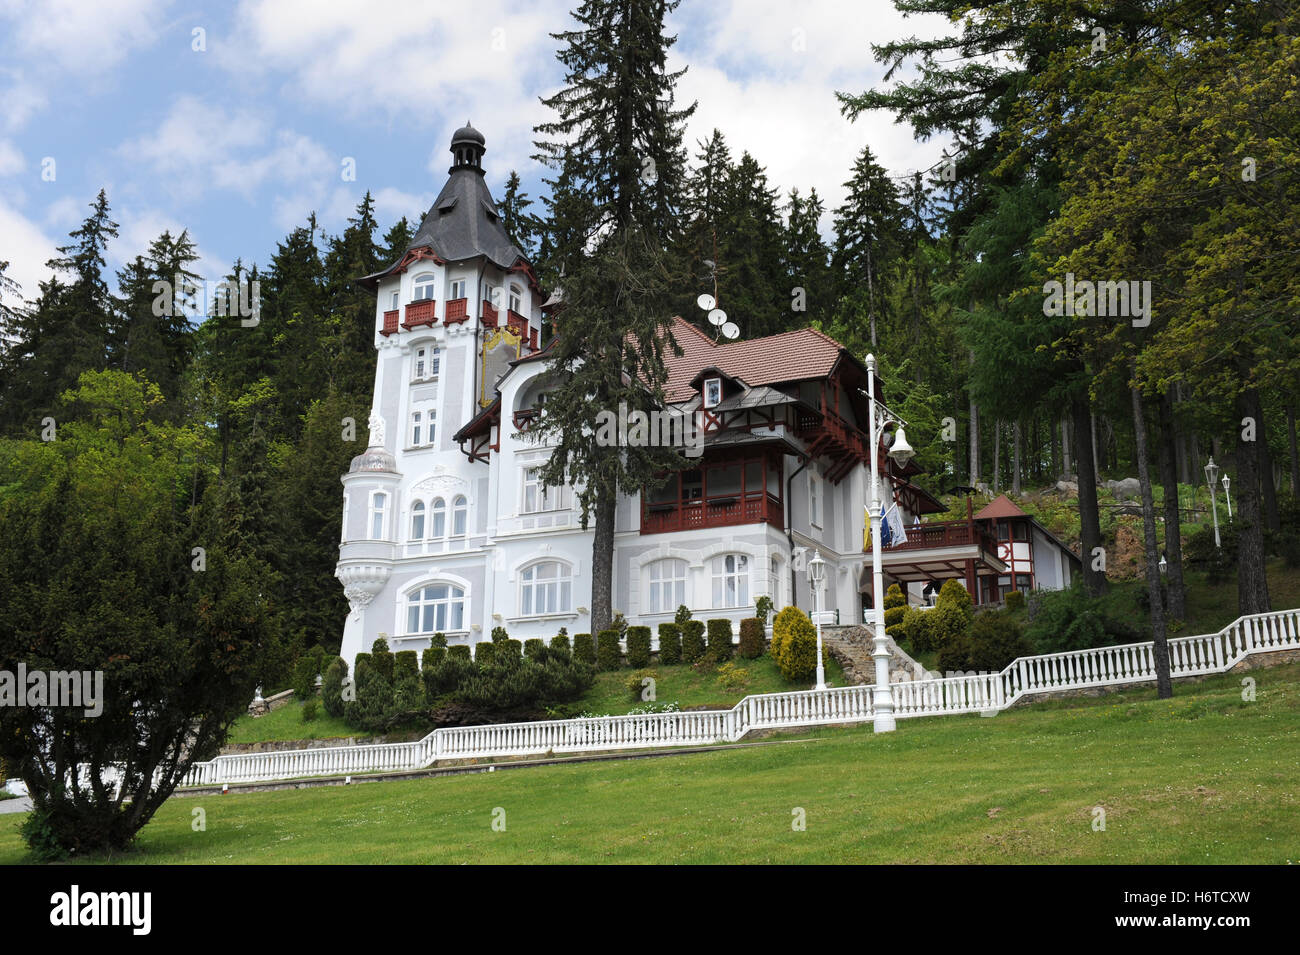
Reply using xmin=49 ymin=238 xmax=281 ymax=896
xmin=482 ymin=299 xmax=499 ymax=327
xmin=445 ymin=298 xmax=469 ymax=323
xmin=506 ymin=309 xmax=529 ymax=337
xmin=403 ymin=299 xmax=437 ymax=329
xmin=381 ymin=309 xmax=399 ymax=336
xmin=880 ymin=518 xmax=998 ymax=556
xmin=642 ymin=491 xmax=782 ymax=534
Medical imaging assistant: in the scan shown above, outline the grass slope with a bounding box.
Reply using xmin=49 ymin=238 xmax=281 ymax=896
xmin=4 ymin=663 xmax=1297 ymax=864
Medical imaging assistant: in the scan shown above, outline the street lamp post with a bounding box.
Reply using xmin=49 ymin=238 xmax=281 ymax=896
xmin=1222 ymin=474 xmax=1232 ymax=522
xmin=1205 ymin=457 xmax=1222 ymax=549
xmin=808 ymin=550 xmax=827 ymax=691
xmin=863 ymin=354 xmax=915 ymax=734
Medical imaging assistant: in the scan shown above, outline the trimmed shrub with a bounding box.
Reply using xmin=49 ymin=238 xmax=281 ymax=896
xmin=497 ymin=639 xmax=524 ymax=667
xmin=430 ymin=631 xmax=448 ymax=648
xmin=370 ymin=637 xmax=393 ymax=679
xmin=322 ymin=657 xmax=347 ymax=718
xmin=626 ymin=626 xmax=652 ymax=668
xmin=550 ymin=633 xmax=572 ymax=653
xmin=937 ymin=579 xmax=974 ymax=617
xmin=738 ymin=618 xmax=765 ymax=659
xmin=491 ymin=626 xmax=509 ymax=643
xmin=392 ymin=650 xmax=424 ymax=714
xmin=772 ymin=607 xmax=817 ymax=681
xmin=674 ymin=604 xmax=693 ymax=626
xmin=897 ymin=605 xmax=935 ymax=652
xmin=524 ymin=638 xmax=546 ymax=661
xmin=680 ymin=620 xmax=706 ymax=663
xmin=474 ymin=640 xmax=496 ymax=667
xmin=938 ymin=612 xmax=1030 ymax=674
xmin=446 ymin=644 xmax=471 ymax=661
xmin=573 ymin=633 xmax=596 ymax=665
xmin=596 ymin=629 xmax=622 ymax=671
xmin=1003 ymin=589 xmax=1025 ymax=611
xmin=657 ymin=622 xmax=682 ymax=664
xmin=291 ymin=645 xmax=326 ymax=701
xmin=883 ymin=583 xmax=907 ymax=636
xmin=706 ymin=618 xmax=734 ymax=662
xmin=422 ymin=645 xmax=446 ymax=669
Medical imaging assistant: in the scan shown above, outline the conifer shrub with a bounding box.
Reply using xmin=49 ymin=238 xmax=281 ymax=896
xmin=322 ymin=657 xmax=347 ymax=718
xmin=883 ymin=583 xmax=907 ymax=636
xmin=370 ymin=637 xmax=394 ymax=680
xmin=938 ymin=612 xmax=1030 ymax=674
xmin=770 ymin=605 xmax=809 ymax=662
xmin=657 ymin=622 xmax=682 ymax=664
xmin=626 ymin=626 xmax=652 ymax=668
xmin=550 ymin=633 xmax=572 ymax=653
xmin=706 ymin=618 xmax=734 ymax=662
xmin=681 ymin=620 xmax=706 ymax=663
xmin=897 ymin=605 xmax=935 ymax=652
xmin=475 ymin=641 xmax=496 ymax=667
xmin=524 ymin=638 xmax=546 ymax=661
xmin=422 ymin=646 xmax=445 ymax=669
xmin=1004 ymin=589 xmax=1025 ymax=611
xmin=446 ymin=644 xmax=471 ymax=661
xmin=596 ymin=629 xmax=622 ymax=670
xmin=491 ymin=626 xmax=510 ymax=643
xmin=738 ymin=618 xmax=765 ymax=658
xmin=754 ymin=595 xmax=774 ymax=626
xmin=674 ymin=604 xmax=693 ymax=626
xmin=772 ymin=607 xmax=817 ymax=682
xmin=497 ymin=639 xmax=523 ymax=667
xmin=292 ymin=644 xmax=326 ymax=700
xmin=573 ymin=633 xmax=596 ymax=665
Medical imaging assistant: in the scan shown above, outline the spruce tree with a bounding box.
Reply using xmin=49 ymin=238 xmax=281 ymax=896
xmin=832 ymin=146 xmax=902 ymax=349
xmin=532 ymin=0 xmax=696 ymax=633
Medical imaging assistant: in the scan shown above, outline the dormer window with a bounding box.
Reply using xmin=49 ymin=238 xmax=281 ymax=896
xmin=703 ymin=378 xmax=722 ymax=409
xmin=412 ymin=272 xmax=436 ymax=302
xmin=449 ymin=279 xmax=466 ymax=300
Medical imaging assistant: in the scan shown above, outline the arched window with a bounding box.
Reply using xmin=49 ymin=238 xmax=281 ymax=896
xmin=451 ymin=495 xmax=468 ymax=536
xmin=407 ymin=583 xmax=466 ymax=633
xmin=412 ymin=272 xmax=436 ymax=301
xmin=430 ymin=498 xmax=446 ymax=538
xmin=520 ymin=560 xmax=572 ymax=615
xmin=370 ymin=492 xmax=388 ymax=540
xmin=711 ymin=553 xmax=749 ymax=608
xmin=410 ymin=500 xmax=425 ymax=540
xmin=646 ymin=558 xmax=687 ymax=614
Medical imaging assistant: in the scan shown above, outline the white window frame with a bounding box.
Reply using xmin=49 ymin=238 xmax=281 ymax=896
xmin=430 ymin=498 xmax=446 ymax=538
xmin=519 ymin=560 xmax=573 ymax=616
xmin=406 ymin=583 xmax=466 ymax=634
xmin=369 ymin=491 xmax=388 ymax=540
xmin=410 ymin=410 xmax=424 ymax=448
xmin=703 ymin=378 xmax=722 ymax=409
xmin=508 ymin=283 xmax=522 ymax=313
xmin=449 ymin=278 xmax=466 ymax=300
xmin=522 ymin=467 xmax=568 ymax=514
xmin=809 ymin=470 xmax=823 ymax=529
xmin=646 ymin=558 xmax=688 ymax=615
xmin=410 ymin=500 xmax=426 ymax=540
xmin=412 ymin=272 xmax=436 ymax=302
xmin=711 ymin=553 xmax=750 ymax=609
xmin=451 ymin=495 xmax=468 ymax=537
xmin=389 ymin=290 xmax=399 ymax=310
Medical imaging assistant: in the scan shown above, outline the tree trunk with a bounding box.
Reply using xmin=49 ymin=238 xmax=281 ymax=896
xmin=1130 ymin=375 xmax=1172 ymax=698
xmin=1061 ymin=415 xmax=1073 ymax=480
xmin=1235 ymin=388 xmax=1272 ymax=615
xmin=1287 ymin=404 xmax=1299 ymax=496
xmin=1090 ymin=410 xmax=1100 ymax=482
xmin=589 ymin=487 xmax=617 ymax=635
xmin=992 ymin=419 xmax=1001 ymax=493
xmin=1012 ymin=420 xmax=1022 ymax=495
xmin=1157 ymin=390 xmax=1187 ymax=621
xmin=969 ymin=403 xmax=980 ymax=486
xmin=1072 ymin=395 xmax=1108 ymax=596
xmin=1248 ymin=391 xmax=1281 ymax=532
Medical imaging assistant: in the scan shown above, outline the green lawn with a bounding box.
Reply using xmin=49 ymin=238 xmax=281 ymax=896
xmin=577 ymin=654 xmax=846 ymax=716
xmin=5 ymin=662 xmax=1296 ymax=864
xmin=224 ymin=698 xmax=361 ymax=745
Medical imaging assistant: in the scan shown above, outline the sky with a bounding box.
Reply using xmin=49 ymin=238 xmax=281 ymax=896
xmin=0 ymin=0 xmax=954 ymax=304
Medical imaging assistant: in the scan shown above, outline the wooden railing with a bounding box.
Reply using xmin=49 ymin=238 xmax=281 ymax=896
xmin=381 ymin=309 xmax=399 ymax=336
xmin=403 ymin=299 xmax=437 ymax=329
xmin=445 ymin=298 xmax=468 ymax=323
xmin=641 ymin=491 xmax=781 ymax=534
xmin=882 ymin=518 xmax=999 ymax=556
xmin=178 ymin=608 xmax=1300 ymax=788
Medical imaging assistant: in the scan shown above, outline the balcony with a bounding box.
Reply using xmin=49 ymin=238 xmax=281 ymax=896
xmin=403 ymin=299 xmax=437 ymax=329
xmin=873 ymin=518 xmax=1005 ymax=585
xmin=381 ymin=309 xmax=399 ymax=336
xmin=642 ymin=490 xmax=782 ymax=534
xmin=506 ymin=309 xmax=529 ymax=338
xmin=445 ymin=298 xmax=469 ymax=324
xmin=481 ymin=299 xmax=499 ymax=327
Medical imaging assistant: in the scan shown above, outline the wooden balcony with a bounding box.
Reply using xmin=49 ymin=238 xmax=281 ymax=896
xmin=482 ymin=299 xmax=499 ymax=327
xmin=873 ymin=518 xmax=1006 ymax=584
xmin=445 ymin=298 xmax=469 ymax=323
xmin=642 ymin=490 xmax=782 ymax=534
xmin=381 ymin=309 xmax=399 ymax=336
xmin=886 ymin=519 xmax=999 ymax=555
xmin=506 ymin=309 xmax=529 ymax=338
xmin=403 ymin=299 xmax=437 ymax=329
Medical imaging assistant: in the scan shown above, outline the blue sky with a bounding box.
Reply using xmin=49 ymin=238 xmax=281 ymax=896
xmin=0 ymin=0 xmax=951 ymax=303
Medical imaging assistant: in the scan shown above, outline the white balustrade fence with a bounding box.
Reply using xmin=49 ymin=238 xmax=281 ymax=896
xmin=179 ymin=608 xmax=1300 ymax=788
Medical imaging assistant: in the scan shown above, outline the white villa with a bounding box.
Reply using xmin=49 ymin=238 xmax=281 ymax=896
xmin=334 ymin=125 xmax=1080 ymax=667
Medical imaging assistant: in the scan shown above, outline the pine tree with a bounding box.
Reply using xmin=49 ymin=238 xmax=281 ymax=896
xmin=532 ymin=0 xmax=696 ymax=633
xmin=832 ymin=146 xmax=902 ymax=349
xmin=499 ymin=171 xmax=541 ymax=259
xmin=783 ymin=187 xmax=831 ymax=327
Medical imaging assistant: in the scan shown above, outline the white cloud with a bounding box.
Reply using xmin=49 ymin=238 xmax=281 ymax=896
xmin=0 ymin=139 xmax=24 ymax=177
xmin=1 ymin=0 xmax=173 ymax=77
xmin=0 ymin=197 xmax=58 ymax=302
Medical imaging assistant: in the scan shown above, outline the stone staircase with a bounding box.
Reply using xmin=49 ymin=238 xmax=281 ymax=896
xmin=820 ymin=624 xmax=929 ymax=685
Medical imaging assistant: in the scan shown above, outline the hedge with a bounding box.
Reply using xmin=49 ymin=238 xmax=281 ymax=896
xmin=657 ymin=622 xmax=682 ymax=664
xmin=446 ymin=644 xmax=471 ymax=661
xmin=550 ymin=633 xmax=571 ymax=652
xmin=626 ymin=626 xmax=652 ymax=667
xmin=322 ymin=657 xmax=347 ymax=717
xmin=474 ymin=641 xmax=496 ymax=667
xmin=738 ymin=618 xmax=764 ymax=659
xmin=681 ymin=620 xmax=706 ymax=663
xmin=596 ymin=629 xmax=622 ymax=671
xmin=524 ymin=638 xmax=546 ymax=661
xmin=421 ymin=645 xmax=446 ymax=669
xmin=705 ymin=618 xmax=734 ymax=662
xmin=573 ymin=633 xmax=596 ymax=665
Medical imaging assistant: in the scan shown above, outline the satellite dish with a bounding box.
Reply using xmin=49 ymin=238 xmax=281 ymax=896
xmin=721 ymin=322 xmax=739 ymax=340
xmin=708 ymin=308 xmax=727 ymax=327
xmin=696 ymin=293 xmax=716 ymax=311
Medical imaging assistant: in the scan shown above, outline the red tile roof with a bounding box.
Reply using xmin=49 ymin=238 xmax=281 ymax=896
xmin=662 ymin=316 xmax=846 ymax=402
xmin=974 ymin=494 xmax=1029 ymax=520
